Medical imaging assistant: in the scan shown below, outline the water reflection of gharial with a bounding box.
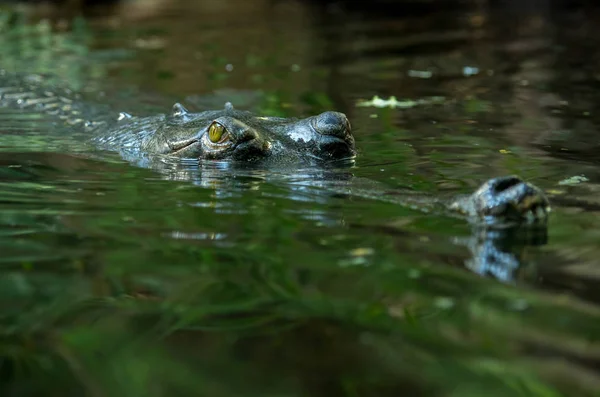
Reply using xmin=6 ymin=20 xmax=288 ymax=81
xmin=454 ymin=225 xmax=548 ymax=283
xmin=146 ymin=156 xmax=357 ymax=224
xmin=308 ymin=172 xmax=551 ymax=282
xmin=145 ymin=157 xmax=551 ymax=281
xmin=145 ymin=153 xmax=550 ymax=226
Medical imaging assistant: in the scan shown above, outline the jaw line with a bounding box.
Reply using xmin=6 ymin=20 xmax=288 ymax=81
xmin=169 ymin=139 xmax=200 ymax=155
xmin=305 ymin=152 xmax=356 ymax=165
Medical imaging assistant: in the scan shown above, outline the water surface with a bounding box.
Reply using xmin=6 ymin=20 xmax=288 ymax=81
xmin=1 ymin=1 xmax=599 ymax=396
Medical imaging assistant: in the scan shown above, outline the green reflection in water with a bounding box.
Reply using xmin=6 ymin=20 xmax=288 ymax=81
xmin=0 ymin=4 xmax=599 ymax=397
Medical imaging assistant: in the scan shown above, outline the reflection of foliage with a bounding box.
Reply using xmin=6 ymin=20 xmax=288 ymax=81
xmin=464 ymin=97 xmax=492 ymax=114
xmin=0 ymin=157 xmax=598 ymax=397
xmin=0 ymin=9 xmax=108 ymax=91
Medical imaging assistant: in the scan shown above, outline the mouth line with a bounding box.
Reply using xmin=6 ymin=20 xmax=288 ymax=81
xmin=322 ymin=134 xmax=354 ymax=145
xmin=168 ymin=138 xmax=199 ymax=154
xmin=482 ymin=192 xmax=550 ymax=225
xmin=306 ymin=152 xmax=357 ymax=164
xmin=505 ymin=199 xmax=550 ymax=222
xmin=319 ymin=136 xmax=356 ymax=155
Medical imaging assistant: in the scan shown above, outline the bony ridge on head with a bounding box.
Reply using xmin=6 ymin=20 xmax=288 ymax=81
xmin=171 ymin=103 xmax=189 ymax=117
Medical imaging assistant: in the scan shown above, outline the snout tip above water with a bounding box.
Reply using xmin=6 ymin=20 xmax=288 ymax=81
xmin=312 ymin=111 xmax=352 ymax=140
xmin=311 ymin=111 xmax=356 ymax=161
xmin=474 ymin=176 xmax=551 ymax=224
xmin=450 ymin=176 xmax=551 ymax=226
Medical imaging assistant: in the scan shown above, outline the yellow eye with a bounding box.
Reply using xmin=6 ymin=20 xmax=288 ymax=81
xmin=208 ymin=122 xmax=228 ymax=143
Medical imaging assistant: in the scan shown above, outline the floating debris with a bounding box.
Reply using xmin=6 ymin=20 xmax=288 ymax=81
xmin=558 ymin=175 xmax=589 ymax=186
xmin=408 ymin=69 xmax=433 ymax=79
xmin=434 ymin=297 xmax=455 ymax=309
xmin=339 ymin=247 xmax=375 ymax=267
xmin=462 ymin=66 xmax=479 ymax=76
xmin=349 ymin=247 xmax=374 ymax=257
xmin=356 ymin=95 xmax=445 ymax=109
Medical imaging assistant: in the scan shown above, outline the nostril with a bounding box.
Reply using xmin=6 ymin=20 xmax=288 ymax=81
xmin=312 ymin=111 xmax=351 ymax=138
xmin=492 ymin=176 xmax=523 ymax=193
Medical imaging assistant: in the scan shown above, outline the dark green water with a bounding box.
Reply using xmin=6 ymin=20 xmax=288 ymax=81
xmin=0 ymin=1 xmax=599 ymax=396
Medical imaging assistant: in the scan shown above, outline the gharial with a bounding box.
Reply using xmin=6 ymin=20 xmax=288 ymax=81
xmin=0 ymin=71 xmax=550 ymax=225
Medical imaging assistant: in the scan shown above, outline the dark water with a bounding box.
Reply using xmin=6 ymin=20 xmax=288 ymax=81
xmin=1 ymin=1 xmax=600 ymax=396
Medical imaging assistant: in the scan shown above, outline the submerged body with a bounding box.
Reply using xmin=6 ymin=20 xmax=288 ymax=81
xmin=0 ymin=71 xmax=549 ymax=224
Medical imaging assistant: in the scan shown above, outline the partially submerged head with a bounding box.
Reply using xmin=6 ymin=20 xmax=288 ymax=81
xmin=142 ymin=102 xmax=356 ymax=164
xmin=450 ymin=176 xmax=551 ymax=225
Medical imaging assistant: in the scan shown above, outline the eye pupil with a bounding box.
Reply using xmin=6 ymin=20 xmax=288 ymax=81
xmin=208 ymin=122 xmax=226 ymax=143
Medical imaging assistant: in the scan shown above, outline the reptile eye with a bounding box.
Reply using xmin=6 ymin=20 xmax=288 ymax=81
xmin=208 ymin=122 xmax=229 ymax=143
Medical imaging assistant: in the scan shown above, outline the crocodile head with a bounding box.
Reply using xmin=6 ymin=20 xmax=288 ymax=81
xmin=141 ymin=102 xmax=356 ymax=163
xmin=449 ymin=176 xmax=551 ymax=225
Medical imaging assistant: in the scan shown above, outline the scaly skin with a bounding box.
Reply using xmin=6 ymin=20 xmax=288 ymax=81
xmin=0 ymin=71 xmax=550 ymax=224
xmin=0 ymin=72 xmax=356 ymax=163
xmin=449 ymin=176 xmax=550 ymax=225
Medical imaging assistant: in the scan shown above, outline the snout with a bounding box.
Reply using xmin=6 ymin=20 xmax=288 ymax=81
xmin=311 ymin=111 xmax=356 ymax=160
xmin=450 ymin=176 xmax=551 ymax=224
xmin=312 ymin=111 xmax=352 ymax=139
